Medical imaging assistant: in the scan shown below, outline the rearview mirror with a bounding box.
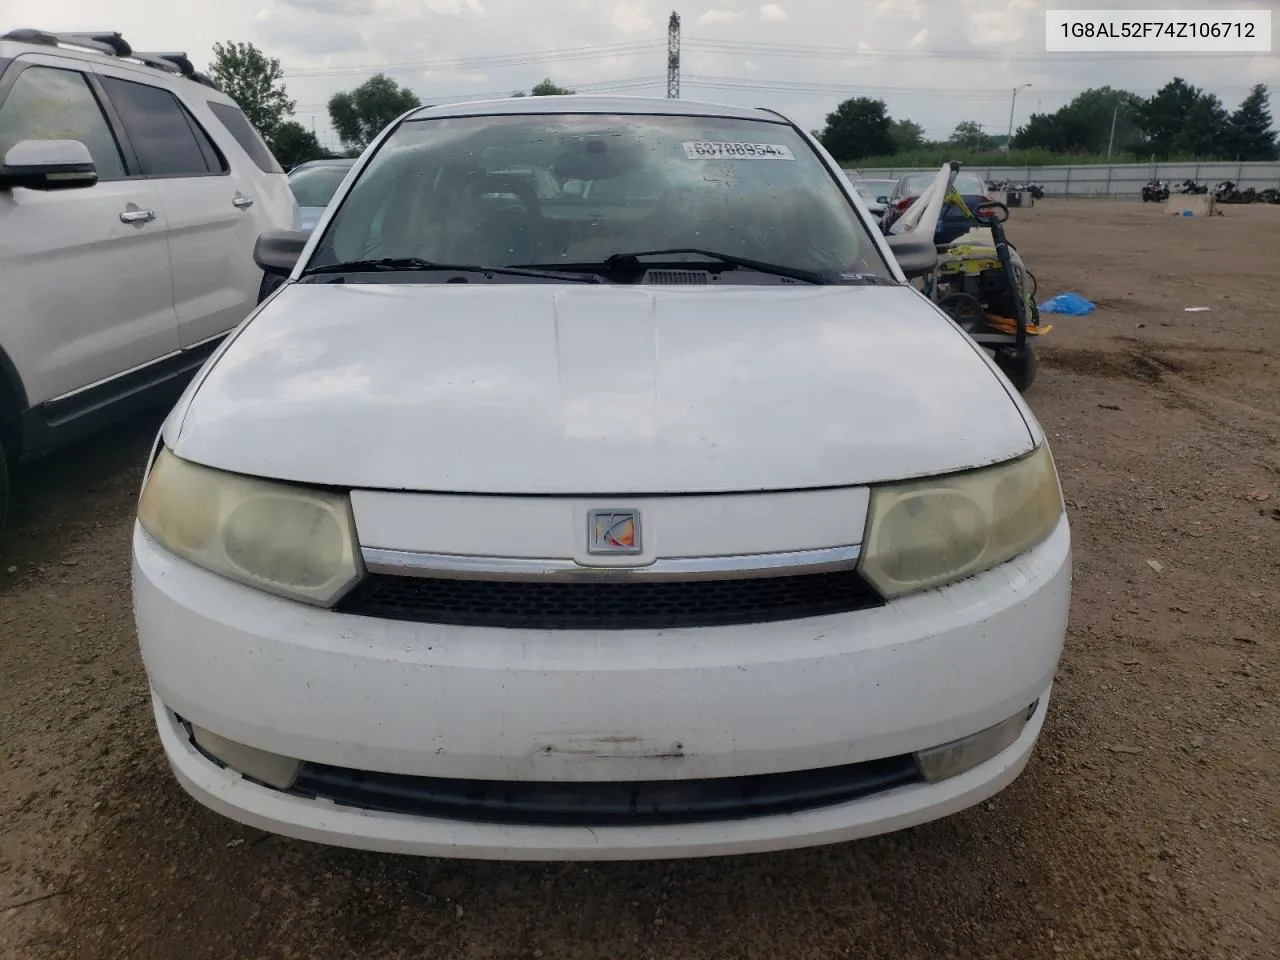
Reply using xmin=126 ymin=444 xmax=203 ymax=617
xmin=553 ymin=135 xmax=646 ymax=181
xmin=253 ymin=230 xmax=311 ymax=277
xmin=885 ymin=233 xmax=937 ymax=279
xmin=0 ymin=140 xmax=97 ymax=191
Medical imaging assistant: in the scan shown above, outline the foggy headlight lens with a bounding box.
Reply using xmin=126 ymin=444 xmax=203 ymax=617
xmin=138 ymin=448 xmax=362 ymax=606
xmin=859 ymin=444 xmax=1062 ymax=598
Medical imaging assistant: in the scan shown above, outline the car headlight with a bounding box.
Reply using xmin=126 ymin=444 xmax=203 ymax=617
xmin=138 ymin=448 xmax=363 ymax=606
xmin=858 ymin=444 xmax=1063 ymax=598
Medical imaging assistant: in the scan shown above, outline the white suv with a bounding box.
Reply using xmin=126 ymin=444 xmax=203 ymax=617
xmin=0 ymin=29 xmax=298 ymax=529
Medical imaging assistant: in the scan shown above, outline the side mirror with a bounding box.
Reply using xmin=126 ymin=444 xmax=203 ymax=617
xmin=253 ymin=229 xmax=311 ymax=277
xmin=876 ymin=196 xmax=888 ymax=204
xmin=0 ymin=140 xmax=97 ymax=191
xmin=885 ymin=233 xmax=937 ymax=279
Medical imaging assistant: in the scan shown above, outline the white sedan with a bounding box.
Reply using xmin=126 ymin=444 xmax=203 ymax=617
xmin=132 ymin=95 xmax=1070 ymax=861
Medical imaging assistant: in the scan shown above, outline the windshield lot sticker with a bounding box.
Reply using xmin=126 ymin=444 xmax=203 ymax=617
xmin=682 ymin=141 xmax=795 ymax=160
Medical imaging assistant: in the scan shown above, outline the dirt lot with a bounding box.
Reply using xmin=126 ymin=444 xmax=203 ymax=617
xmin=1 ymin=199 xmax=1277 ymax=960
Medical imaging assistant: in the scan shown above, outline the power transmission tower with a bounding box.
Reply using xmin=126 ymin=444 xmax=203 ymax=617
xmin=667 ymin=11 xmax=680 ymax=99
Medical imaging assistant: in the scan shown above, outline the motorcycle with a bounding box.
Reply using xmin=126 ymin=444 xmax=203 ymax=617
xmin=1142 ymin=179 xmax=1170 ymax=203
xmin=987 ymin=179 xmax=1045 ymax=202
xmin=1175 ymin=179 xmax=1208 ymax=195
xmin=1214 ymin=180 xmax=1257 ymax=204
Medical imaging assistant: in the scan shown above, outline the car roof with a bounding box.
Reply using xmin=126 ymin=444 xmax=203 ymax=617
xmin=0 ymin=29 xmax=237 ymax=106
xmin=405 ymin=95 xmax=794 ymax=124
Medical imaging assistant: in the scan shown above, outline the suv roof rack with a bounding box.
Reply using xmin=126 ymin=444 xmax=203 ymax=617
xmin=2 ymin=28 xmax=220 ymax=89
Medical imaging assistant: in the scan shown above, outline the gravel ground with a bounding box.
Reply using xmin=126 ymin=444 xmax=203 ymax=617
xmin=1 ymin=199 xmax=1277 ymax=960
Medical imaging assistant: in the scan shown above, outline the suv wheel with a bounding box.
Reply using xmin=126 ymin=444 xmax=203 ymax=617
xmin=0 ymin=435 xmax=8 ymax=539
xmin=994 ymin=344 xmax=1038 ymax=393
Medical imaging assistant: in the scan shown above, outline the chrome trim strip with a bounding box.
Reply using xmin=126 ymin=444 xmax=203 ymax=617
xmin=361 ymin=544 xmax=863 ymax=582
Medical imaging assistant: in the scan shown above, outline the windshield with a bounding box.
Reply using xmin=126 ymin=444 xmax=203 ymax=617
xmin=854 ymin=181 xmax=894 ymax=200
xmin=900 ymin=171 xmax=987 ymax=199
xmin=307 ymin=113 xmax=892 ymax=281
xmin=289 ymin=164 xmax=352 ymax=208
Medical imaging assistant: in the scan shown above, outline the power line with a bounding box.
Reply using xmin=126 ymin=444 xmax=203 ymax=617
xmin=282 ymin=40 xmax=662 ymax=78
xmin=681 ymin=74 xmax=1258 ymax=101
xmin=684 ymin=36 xmax=1258 ymax=62
xmin=291 ymin=75 xmax=667 ymax=113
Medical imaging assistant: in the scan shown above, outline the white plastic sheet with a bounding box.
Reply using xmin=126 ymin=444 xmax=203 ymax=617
xmin=890 ymin=162 xmax=958 ymax=237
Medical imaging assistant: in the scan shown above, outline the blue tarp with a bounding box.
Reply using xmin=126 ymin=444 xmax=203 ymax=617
xmin=1039 ymin=292 xmax=1096 ymax=315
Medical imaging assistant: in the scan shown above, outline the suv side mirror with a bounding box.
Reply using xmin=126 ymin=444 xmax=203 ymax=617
xmin=253 ymin=230 xmax=311 ymax=277
xmin=0 ymin=140 xmax=97 ymax=191
xmin=876 ymin=195 xmax=888 ymax=204
xmin=885 ymin=233 xmax=937 ymax=279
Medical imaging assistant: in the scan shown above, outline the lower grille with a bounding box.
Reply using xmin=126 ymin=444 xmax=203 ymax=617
xmin=336 ymin=567 xmax=885 ymax=630
xmin=289 ymin=755 xmax=922 ymax=826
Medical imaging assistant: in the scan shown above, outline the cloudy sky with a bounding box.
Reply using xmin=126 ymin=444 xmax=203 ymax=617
xmin=6 ymin=0 xmax=1277 ymax=150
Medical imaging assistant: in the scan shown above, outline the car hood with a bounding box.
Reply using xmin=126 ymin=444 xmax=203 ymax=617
xmin=165 ymin=282 xmax=1034 ymax=494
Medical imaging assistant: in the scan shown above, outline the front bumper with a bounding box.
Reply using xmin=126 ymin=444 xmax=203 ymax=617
xmin=153 ymin=687 xmax=1051 ymax=860
xmin=134 ymin=517 xmax=1070 ymax=859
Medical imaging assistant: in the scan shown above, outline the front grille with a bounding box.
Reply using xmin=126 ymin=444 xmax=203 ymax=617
xmin=289 ymin=755 xmax=922 ymax=826
xmin=336 ymin=567 xmax=885 ymax=630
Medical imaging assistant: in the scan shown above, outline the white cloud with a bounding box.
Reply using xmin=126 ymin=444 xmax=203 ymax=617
xmin=698 ymin=8 xmax=742 ymax=23
xmin=874 ymin=0 xmax=920 ymax=20
xmin=758 ymin=4 xmax=787 ymax=22
xmin=278 ymin=0 xmax=374 ymax=15
xmin=611 ymin=2 xmax=653 ymax=33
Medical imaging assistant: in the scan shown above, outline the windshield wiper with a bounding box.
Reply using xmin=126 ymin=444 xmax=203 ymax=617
xmin=301 ymin=258 xmax=602 ymax=283
xmin=574 ymin=248 xmax=828 ymax=285
xmin=548 ymin=249 xmax=895 ymax=286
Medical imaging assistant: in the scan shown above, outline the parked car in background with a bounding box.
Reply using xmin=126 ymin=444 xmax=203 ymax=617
xmin=850 ymin=177 xmax=897 ymax=220
xmin=0 ymin=28 xmax=298 ymax=532
xmin=881 ymin=170 xmax=991 ymax=244
xmin=288 ymin=157 xmax=355 ymax=233
xmin=133 ymin=93 xmax=1071 ymax=862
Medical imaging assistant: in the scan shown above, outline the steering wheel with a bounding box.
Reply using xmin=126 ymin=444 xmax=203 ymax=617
xmin=973 ymin=201 xmax=1010 ymax=225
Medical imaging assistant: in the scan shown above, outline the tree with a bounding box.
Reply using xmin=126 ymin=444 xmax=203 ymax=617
xmin=817 ymin=97 xmax=894 ymax=162
xmin=511 ymin=78 xmax=575 ymax=97
xmin=1176 ymin=92 xmax=1231 ymax=159
xmin=328 ymin=74 xmax=422 ymax=151
xmin=1227 ymin=84 xmax=1278 ymax=161
xmin=270 ymin=120 xmax=328 ymax=170
xmin=949 ymin=120 xmax=998 ymax=150
xmin=208 ymin=41 xmax=295 ymax=142
xmin=1012 ymin=86 xmax=1144 ymax=155
xmin=1140 ymin=78 xmax=1201 ymax=158
xmin=889 ymin=118 xmax=926 ymax=153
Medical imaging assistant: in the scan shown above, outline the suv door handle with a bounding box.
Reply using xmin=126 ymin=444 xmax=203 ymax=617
xmin=232 ymin=195 xmax=254 ymax=209
xmin=119 ymin=208 xmax=157 ymax=224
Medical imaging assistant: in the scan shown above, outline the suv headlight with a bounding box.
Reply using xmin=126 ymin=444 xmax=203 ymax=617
xmin=858 ymin=444 xmax=1063 ymax=599
xmin=138 ymin=449 xmax=363 ymax=606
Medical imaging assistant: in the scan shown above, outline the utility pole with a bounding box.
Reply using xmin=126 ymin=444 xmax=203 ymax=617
xmin=1106 ymin=106 xmax=1119 ymax=160
xmin=667 ymin=11 xmax=681 ymax=99
xmin=1007 ymin=82 xmax=1031 ymax=144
